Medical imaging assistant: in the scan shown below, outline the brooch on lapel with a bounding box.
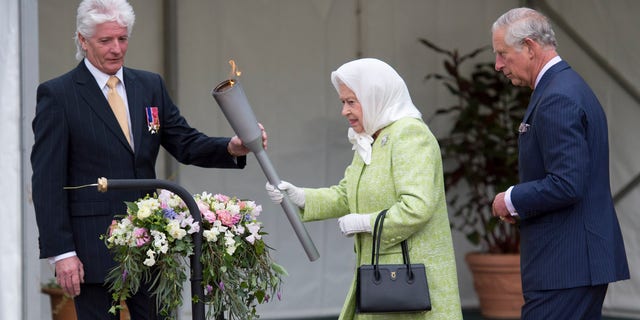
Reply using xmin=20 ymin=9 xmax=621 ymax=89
xmin=146 ymin=107 xmax=160 ymax=134
xmin=518 ymin=123 xmax=530 ymax=134
xmin=380 ymin=134 xmax=389 ymax=146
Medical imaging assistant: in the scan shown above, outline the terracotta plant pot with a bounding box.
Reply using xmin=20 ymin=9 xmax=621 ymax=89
xmin=465 ymin=252 xmax=524 ymax=319
xmin=41 ymin=287 xmax=76 ymax=320
xmin=41 ymin=286 xmax=130 ymax=320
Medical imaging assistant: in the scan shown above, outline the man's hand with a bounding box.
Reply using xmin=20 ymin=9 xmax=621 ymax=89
xmin=265 ymin=181 xmax=305 ymax=208
xmin=492 ymin=192 xmax=516 ymax=224
xmin=227 ymin=123 xmax=267 ymax=156
xmin=338 ymin=213 xmax=372 ymax=237
xmin=55 ymin=256 xmax=85 ymax=297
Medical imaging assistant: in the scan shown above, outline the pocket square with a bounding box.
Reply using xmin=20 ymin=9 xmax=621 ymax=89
xmin=518 ymin=123 xmax=530 ymax=134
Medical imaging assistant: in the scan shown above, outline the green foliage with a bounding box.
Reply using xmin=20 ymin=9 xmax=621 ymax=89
xmin=420 ymin=38 xmax=530 ymax=253
xmin=200 ymin=230 xmax=285 ymax=320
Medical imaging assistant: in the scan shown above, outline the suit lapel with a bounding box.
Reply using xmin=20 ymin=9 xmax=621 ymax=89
xmin=74 ymin=62 xmax=133 ymax=153
xmin=123 ymin=68 xmax=143 ymax=152
xmin=522 ymin=60 xmax=571 ymax=124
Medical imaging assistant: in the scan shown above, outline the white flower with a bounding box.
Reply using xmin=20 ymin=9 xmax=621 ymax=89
xmin=167 ymin=196 xmax=184 ymax=209
xmin=181 ymin=215 xmax=200 ymax=234
xmin=151 ymin=230 xmax=169 ymax=254
xmin=137 ymin=198 xmax=160 ymax=219
xmin=224 ymin=230 xmax=240 ymax=256
xmin=213 ymin=201 xmax=225 ymax=211
xmin=199 ymin=191 xmax=213 ymax=201
xmin=245 ymin=222 xmax=262 ymax=244
xmin=252 ymin=204 xmax=262 ymax=217
xmin=203 ymin=220 xmax=226 ymax=243
xmin=167 ymin=220 xmax=187 ymax=240
xmin=224 ymin=231 xmax=238 ymax=255
xmin=226 ymin=203 xmax=240 ymax=214
xmin=143 ymin=249 xmax=156 ymax=266
xmin=203 ymin=229 xmax=220 ymax=242
xmin=233 ymin=224 xmax=245 ymax=235
xmin=107 ymin=218 xmax=135 ymax=247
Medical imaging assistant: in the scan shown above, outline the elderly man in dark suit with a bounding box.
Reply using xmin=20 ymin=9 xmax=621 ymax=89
xmin=490 ymin=7 xmax=629 ymax=320
xmin=30 ymin=0 xmax=265 ymax=319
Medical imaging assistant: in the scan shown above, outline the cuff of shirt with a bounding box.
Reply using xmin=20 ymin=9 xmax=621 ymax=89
xmin=48 ymin=251 xmax=77 ymax=265
xmin=505 ymin=186 xmax=519 ymax=216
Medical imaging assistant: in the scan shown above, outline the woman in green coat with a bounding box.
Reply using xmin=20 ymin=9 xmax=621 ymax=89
xmin=266 ymin=58 xmax=462 ymax=320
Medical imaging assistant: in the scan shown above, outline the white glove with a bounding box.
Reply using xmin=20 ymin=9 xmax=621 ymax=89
xmin=265 ymin=181 xmax=305 ymax=208
xmin=338 ymin=213 xmax=372 ymax=237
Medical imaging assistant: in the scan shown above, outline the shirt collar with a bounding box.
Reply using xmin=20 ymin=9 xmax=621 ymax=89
xmin=534 ymin=55 xmax=562 ymax=88
xmin=84 ymin=58 xmax=124 ymax=90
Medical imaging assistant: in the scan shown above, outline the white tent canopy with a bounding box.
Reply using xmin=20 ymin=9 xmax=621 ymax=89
xmin=4 ymin=1 xmax=638 ymax=319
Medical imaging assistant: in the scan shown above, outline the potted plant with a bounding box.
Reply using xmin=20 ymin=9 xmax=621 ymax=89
xmin=41 ymin=280 xmax=76 ymax=320
xmin=419 ymin=38 xmax=530 ymax=319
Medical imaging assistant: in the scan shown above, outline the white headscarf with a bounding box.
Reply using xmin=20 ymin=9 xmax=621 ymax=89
xmin=331 ymin=58 xmax=422 ymax=164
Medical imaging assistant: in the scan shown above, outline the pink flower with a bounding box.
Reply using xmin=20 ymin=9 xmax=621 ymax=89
xmin=108 ymin=220 xmax=118 ymax=236
xmin=231 ymin=213 xmax=241 ymax=225
xmin=202 ymin=211 xmax=216 ymax=224
xmin=133 ymin=227 xmax=150 ymax=247
xmin=158 ymin=189 xmax=173 ymax=209
xmin=213 ymin=194 xmax=230 ymax=203
xmin=197 ymin=199 xmax=216 ymax=223
xmin=217 ymin=209 xmax=235 ymax=226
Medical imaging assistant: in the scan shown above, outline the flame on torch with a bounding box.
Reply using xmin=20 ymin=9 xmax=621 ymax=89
xmin=229 ymin=59 xmax=241 ymax=80
xmin=219 ymin=60 xmax=242 ymax=91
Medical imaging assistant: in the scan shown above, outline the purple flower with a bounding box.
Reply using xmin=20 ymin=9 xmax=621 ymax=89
xmin=122 ymin=269 xmax=128 ymax=282
xmin=163 ymin=208 xmax=177 ymax=219
xmin=218 ymin=281 xmax=225 ymax=291
xmin=205 ymin=284 xmax=213 ymax=295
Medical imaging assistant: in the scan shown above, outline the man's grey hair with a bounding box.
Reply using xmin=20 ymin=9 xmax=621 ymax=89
xmin=74 ymin=0 xmax=135 ymax=61
xmin=492 ymin=7 xmax=557 ymax=50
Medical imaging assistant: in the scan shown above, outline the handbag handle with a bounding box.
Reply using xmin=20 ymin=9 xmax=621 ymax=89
xmin=371 ymin=210 xmax=414 ymax=281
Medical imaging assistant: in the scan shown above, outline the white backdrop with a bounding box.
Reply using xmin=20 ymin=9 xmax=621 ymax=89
xmin=1 ymin=1 xmax=23 ymax=320
xmin=9 ymin=1 xmax=640 ymax=319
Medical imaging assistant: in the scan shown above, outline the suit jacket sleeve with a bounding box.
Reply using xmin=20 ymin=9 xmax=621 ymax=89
xmin=147 ymin=72 xmax=246 ymax=168
xmin=31 ymin=81 xmax=76 ymax=258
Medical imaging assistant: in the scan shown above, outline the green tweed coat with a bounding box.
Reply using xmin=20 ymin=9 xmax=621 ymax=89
xmin=302 ymin=118 xmax=463 ymax=320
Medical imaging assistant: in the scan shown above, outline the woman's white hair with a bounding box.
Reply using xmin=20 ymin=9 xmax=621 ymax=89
xmin=74 ymin=0 xmax=135 ymax=61
xmin=492 ymin=7 xmax=557 ymax=51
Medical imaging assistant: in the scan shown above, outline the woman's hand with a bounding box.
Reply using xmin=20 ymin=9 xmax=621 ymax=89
xmin=265 ymin=181 xmax=305 ymax=208
xmin=338 ymin=213 xmax=372 ymax=237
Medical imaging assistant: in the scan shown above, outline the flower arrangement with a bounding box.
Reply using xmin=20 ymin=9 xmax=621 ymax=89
xmin=103 ymin=190 xmax=286 ymax=319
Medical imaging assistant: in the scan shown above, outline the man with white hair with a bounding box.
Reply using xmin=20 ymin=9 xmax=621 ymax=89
xmin=31 ymin=0 xmax=265 ymax=318
xmin=490 ymin=7 xmax=629 ymax=319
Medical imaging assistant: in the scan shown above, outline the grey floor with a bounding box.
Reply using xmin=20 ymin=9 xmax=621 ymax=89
xmin=306 ymin=309 xmax=635 ymax=320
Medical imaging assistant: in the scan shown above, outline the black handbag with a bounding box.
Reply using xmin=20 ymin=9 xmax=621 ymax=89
xmin=356 ymin=210 xmax=432 ymax=313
